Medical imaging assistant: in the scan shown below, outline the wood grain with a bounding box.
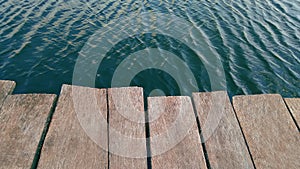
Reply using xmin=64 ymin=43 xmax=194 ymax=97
xmin=148 ymin=96 xmax=207 ymax=169
xmin=38 ymin=85 xmax=108 ymax=169
xmin=285 ymin=98 xmax=300 ymax=129
xmin=233 ymin=94 xmax=300 ymax=168
xmin=108 ymin=87 xmax=147 ymax=169
xmin=0 ymin=80 xmax=16 ymax=108
xmin=193 ymin=91 xmax=254 ymax=169
xmin=0 ymin=94 xmax=56 ymax=169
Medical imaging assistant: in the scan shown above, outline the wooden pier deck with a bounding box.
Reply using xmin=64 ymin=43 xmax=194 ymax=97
xmin=0 ymin=80 xmax=299 ymax=169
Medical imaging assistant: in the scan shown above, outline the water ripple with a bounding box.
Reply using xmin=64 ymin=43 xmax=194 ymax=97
xmin=0 ymin=0 xmax=299 ymax=97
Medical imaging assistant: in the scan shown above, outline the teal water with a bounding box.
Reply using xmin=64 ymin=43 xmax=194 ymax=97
xmin=0 ymin=0 xmax=299 ymax=98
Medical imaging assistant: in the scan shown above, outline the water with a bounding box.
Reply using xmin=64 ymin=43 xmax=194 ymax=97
xmin=0 ymin=0 xmax=299 ymax=98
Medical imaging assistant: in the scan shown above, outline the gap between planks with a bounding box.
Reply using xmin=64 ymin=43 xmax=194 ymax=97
xmin=192 ymin=91 xmax=254 ymax=169
xmin=284 ymin=98 xmax=300 ymax=132
xmin=0 ymin=94 xmax=56 ymax=169
xmin=233 ymin=94 xmax=300 ymax=168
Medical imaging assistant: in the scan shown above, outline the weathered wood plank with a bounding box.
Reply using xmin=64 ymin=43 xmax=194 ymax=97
xmin=285 ymin=98 xmax=300 ymax=129
xmin=38 ymin=85 xmax=108 ymax=168
xmin=148 ymin=96 xmax=207 ymax=169
xmin=233 ymin=94 xmax=300 ymax=168
xmin=108 ymin=87 xmax=147 ymax=169
xmin=0 ymin=94 xmax=56 ymax=169
xmin=0 ymin=80 xmax=16 ymax=108
xmin=193 ymin=91 xmax=254 ymax=168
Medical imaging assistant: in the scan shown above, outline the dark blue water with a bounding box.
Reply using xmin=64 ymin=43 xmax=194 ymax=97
xmin=0 ymin=0 xmax=299 ymax=98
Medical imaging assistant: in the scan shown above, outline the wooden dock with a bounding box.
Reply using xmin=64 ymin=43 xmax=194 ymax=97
xmin=0 ymin=80 xmax=299 ymax=169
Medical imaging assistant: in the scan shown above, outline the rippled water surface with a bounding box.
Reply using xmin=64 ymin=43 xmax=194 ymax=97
xmin=0 ymin=0 xmax=299 ymax=98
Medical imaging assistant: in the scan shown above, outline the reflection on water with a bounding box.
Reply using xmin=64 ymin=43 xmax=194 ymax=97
xmin=0 ymin=0 xmax=299 ymax=97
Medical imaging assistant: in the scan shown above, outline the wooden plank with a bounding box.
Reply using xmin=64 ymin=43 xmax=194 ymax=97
xmin=192 ymin=91 xmax=254 ymax=168
xmin=38 ymin=85 xmax=108 ymax=168
xmin=0 ymin=80 xmax=16 ymax=108
xmin=0 ymin=94 xmax=56 ymax=169
xmin=108 ymin=87 xmax=147 ymax=169
xmin=233 ymin=94 xmax=300 ymax=168
xmin=285 ymin=98 xmax=300 ymax=129
xmin=148 ymin=96 xmax=207 ymax=169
